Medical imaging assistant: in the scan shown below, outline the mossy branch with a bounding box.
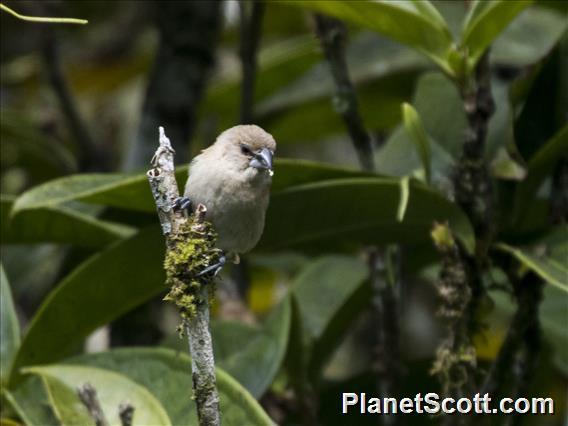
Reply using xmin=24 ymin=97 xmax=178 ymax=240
xmin=147 ymin=127 xmax=220 ymax=426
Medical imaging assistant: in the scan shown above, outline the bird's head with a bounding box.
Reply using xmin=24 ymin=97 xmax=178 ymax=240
xmin=216 ymin=125 xmax=276 ymax=180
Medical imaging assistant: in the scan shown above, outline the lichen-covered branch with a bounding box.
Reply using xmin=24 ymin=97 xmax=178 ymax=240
xmin=431 ymin=52 xmax=495 ymax=413
xmin=147 ymin=127 xmax=220 ymax=426
xmin=430 ymin=223 xmax=477 ymax=407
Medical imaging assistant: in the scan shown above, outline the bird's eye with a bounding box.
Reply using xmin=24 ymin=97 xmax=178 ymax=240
xmin=240 ymin=144 xmax=252 ymax=156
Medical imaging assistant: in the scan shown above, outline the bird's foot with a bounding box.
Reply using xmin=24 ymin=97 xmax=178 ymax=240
xmin=172 ymin=196 xmax=192 ymax=212
xmin=196 ymin=254 xmax=226 ymax=278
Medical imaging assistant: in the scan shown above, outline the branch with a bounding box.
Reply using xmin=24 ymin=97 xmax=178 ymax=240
xmin=77 ymin=383 xmax=109 ymax=426
xmin=238 ymin=0 xmax=265 ymax=124
xmin=454 ymin=51 xmax=496 ymax=255
xmin=478 ymin=266 xmax=543 ymax=426
xmin=314 ymin=14 xmax=401 ymax=426
xmin=431 ymin=52 xmax=495 ymax=412
xmin=125 ymin=1 xmax=222 ymax=170
xmin=41 ymin=26 xmax=107 ymax=172
xmin=430 ymin=223 xmax=477 ymax=406
xmin=313 ymin=14 xmax=375 ymax=172
xmin=147 ymin=127 xmax=220 ymax=426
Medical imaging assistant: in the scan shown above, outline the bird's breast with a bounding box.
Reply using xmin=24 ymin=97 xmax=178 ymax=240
xmin=185 ymin=173 xmax=270 ymax=253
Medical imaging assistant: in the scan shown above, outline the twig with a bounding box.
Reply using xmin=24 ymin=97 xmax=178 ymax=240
xmin=479 ymin=267 xmax=543 ymax=426
xmin=313 ymin=14 xmax=375 ymax=172
xmin=118 ymin=402 xmax=135 ymax=426
xmin=0 ymin=3 xmax=87 ymax=24
xmin=40 ymin=25 xmax=106 ymax=172
xmin=77 ymin=383 xmax=109 ymax=426
xmin=125 ymin=1 xmax=222 ymax=170
xmin=238 ymin=0 xmax=265 ymax=124
xmin=314 ymin=14 xmax=401 ymax=426
xmin=147 ymin=127 xmax=220 ymax=426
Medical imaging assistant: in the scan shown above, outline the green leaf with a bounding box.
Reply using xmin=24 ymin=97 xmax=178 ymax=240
xmin=4 ymin=377 xmax=58 ymax=426
xmin=24 ymin=375 xmax=95 ymax=426
xmin=1 ymin=195 xmax=134 ymax=247
xmin=461 ymin=0 xmax=533 ymax=70
xmin=255 ymin=34 xmax=426 ymax=146
xmin=257 ymin=33 xmax=427 ymax=119
xmin=271 ymin=160 xmax=370 ymax=192
xmin=495 ymin=228 xmax=568 ymax=293
xmin=212 ymin=298 xmax=290 ymax=398
xmin=397 ymin=176 xmax=410 ymax=222
xmin=203 ymin=35 xmax=321 ymax=132
xmin=293 ymin=256 xmax=367 ymax=342
xmin=12 ymin=173 xmax=159 ymax=214
xmin=24 ymin=365 xmax=171 ymax=426
xmin=163 ymin=299 xmax=291 ymax=398
xmin=65 ymin=348 xmax=274 ymax=426
xmin=292 ymin=256 xmax=370 ymax=376
xmin=378 ymin=72 xmax=513 ymax=178
xmin=0 ymin=109 xmax=76 ymax=182
xmin=8 ymin=227 xmax=165 ymax=386
xmin=261 ymin=72 xmax=418 ymax=147
xmin=1 ymin=265 xmax=20 ymax=386
xmin=407 ymin=72 xmax=466 ymax=159
xmin=513 ymin=125 xmax=568 ymax=225
xmin=492 ymin=6 xmax=568 ymax=67
xmin=514 ymin=35 xmax=567 ymax=161
xmin=375 ymin=126 xmax=454 ymax=187
xmin=402 ymin=103 xmax=431 ymax=183
xmin=11 ymin=159 xmax=371 ymax=216
xmin=259 ymin=178 xmax=475 ymax=254
xmin=284 ymin=0 xmax=454 ymax=75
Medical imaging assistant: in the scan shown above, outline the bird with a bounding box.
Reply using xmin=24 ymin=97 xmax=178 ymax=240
xmin=175 ymin=124 xmax=276 ymax=275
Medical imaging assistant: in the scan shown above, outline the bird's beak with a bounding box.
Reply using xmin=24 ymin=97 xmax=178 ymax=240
xmin=250 ymin=148 xmax=273 ymax=171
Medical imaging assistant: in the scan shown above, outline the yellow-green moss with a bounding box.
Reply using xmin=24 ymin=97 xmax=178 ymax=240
xmin=163 ymin=217 xmax=221 ymax=324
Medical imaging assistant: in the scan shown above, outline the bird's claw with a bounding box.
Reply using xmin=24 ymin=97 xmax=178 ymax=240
xmin=196 ymin=255 xmax=226 ymax=278
xmin=172 ymin=196 xmax=192 ymax=212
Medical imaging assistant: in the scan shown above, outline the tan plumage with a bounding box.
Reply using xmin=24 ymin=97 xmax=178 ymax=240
xmin=184 ymin=125 xmax=276 ymax=255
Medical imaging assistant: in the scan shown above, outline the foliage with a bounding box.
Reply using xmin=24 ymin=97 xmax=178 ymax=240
xmin=1 ymin=1 xmax=566 ymax=425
